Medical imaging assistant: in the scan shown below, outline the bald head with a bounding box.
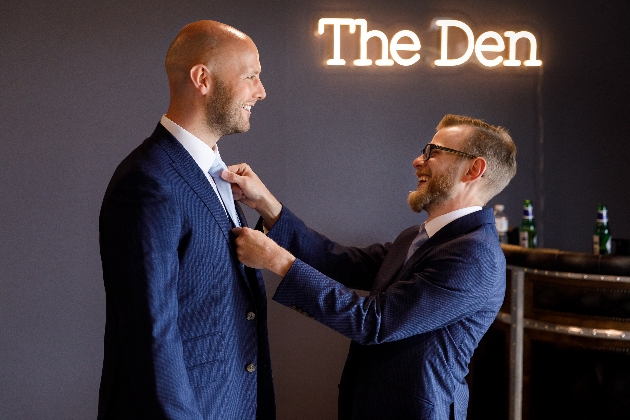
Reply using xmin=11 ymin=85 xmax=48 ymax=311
xmin=163 ymin=20 xmax=265 ymax=146
xmin=165 ymin=20 xmax=252 ymax=89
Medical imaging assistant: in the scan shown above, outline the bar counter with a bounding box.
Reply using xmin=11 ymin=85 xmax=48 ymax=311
xmin=467 ymin=244 xmax=630 ymax=420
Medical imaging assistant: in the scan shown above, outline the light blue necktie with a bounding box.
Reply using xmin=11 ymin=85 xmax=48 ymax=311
xmin=405 ymin=224 xmax=428 ymax=263
xmin=208 ymin=154 xmax=240 ymax=227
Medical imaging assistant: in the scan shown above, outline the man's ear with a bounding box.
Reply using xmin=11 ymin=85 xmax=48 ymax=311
xmin=463 ymin=157 xmax=487 ymax=183
xmin=189 ymin=64 xmax=212 ymax=96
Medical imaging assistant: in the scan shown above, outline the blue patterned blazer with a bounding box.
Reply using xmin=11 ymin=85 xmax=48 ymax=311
xmin=98 ymin=123 xmax=275 ymax=420
xmin=269 ymin=207 xmax=504 ymax=420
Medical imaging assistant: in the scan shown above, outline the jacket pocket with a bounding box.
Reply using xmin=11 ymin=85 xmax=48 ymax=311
xmin=182 ymin=332 xmax=225 ymax=368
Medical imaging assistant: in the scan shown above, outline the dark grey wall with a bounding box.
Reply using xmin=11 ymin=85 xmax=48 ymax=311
xmin=1 ymin=0 xmax=628 ymax=418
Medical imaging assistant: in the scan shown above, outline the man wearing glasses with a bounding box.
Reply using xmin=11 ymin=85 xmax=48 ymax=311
xmin=224 ymin=114 xmax=517 ymax=419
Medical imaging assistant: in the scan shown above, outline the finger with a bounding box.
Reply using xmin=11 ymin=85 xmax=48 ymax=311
xmin=226 ymin=163 xmax=248 ymax=174
xmin=230 ymin=183 xmax=245 ymax=198
xmin=240 ymin=227 xmax=255 ymax=236
xmin=227 ymin=163 xmax=252 ymax=177
xmin=220 ymin=169 xmax=240 ymax=183
xmin=232 ymin=227 xmax=244 ymax=237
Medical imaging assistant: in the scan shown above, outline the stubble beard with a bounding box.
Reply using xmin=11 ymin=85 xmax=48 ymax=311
xmin=407 ymin=165 xmax=459 ymax=213
xmin=205 ymin=79 xmax=250 ymax=137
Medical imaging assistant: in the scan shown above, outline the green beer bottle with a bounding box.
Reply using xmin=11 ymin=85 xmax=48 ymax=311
xmin=593 ymin=203 xmax=611 ymax=255
xmin=519 ymin=199 xmax=536 ymax=248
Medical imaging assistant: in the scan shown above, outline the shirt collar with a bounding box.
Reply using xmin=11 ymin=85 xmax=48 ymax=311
xmin=423 ymin=206 xmax=483 ymax=238
xmin=160 ymin=115 xmax=219 ymax=174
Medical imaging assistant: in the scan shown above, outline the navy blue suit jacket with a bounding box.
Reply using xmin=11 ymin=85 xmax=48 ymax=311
xmin=98 ymin=123 xmax=275 ymax=419
xmin=270 ymin=207 xmax=504 ymax=420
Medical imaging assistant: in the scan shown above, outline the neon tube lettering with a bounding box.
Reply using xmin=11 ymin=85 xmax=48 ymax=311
xmin=318 ymin=18 xmax=357 ymax=65
xmin=475 ymin=31 xmax=505 ymax=67
xmin=503 ymin=31 xmax=543 ymax=66
xmin=434 ymin=20 xmax=475 ymax=66
xmin=353 ymin=19 xmax=394 ymax=66
xmin=317 ymin=17 xmax=542 ymax=68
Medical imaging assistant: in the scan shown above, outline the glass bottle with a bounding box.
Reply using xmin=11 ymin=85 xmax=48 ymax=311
xmin=593 ymin=203 xmax=611 ymax=255
xmin=519 ymin=199 xmax=536 ymax=248
xmin=494 ymin=204 xmax=509 ymax=244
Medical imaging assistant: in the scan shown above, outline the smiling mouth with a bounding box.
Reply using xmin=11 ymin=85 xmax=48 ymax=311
xmin=242 ymin=104 xmax=252 ymax=113
xmin=416 ymin=174 xmax=430 ymax=186
xmin=415 ymin=174 xmax=430 ymax=189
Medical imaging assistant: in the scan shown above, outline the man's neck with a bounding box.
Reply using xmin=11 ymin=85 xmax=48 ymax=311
xmin=165 ymin=111 xmax=220 ymax=149
xmin=425 ymin=197 xmax=484 ymax=223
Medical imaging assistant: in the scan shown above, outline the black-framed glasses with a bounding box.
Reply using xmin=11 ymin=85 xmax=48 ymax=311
xmin=420 ymin=143 xmax=478 ymax=161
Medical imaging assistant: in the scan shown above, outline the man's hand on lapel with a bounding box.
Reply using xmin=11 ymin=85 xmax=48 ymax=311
xmin=232 ymin=227 xmax=295 ymax=277
xmin=222 ymin=163 xmax=282 ymax=230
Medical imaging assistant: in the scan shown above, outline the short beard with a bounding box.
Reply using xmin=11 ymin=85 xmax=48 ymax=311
xmin=408 ymin=165 xmax=459 ymax=213
xmin=205 ymin=78 xmax=249 ymax=137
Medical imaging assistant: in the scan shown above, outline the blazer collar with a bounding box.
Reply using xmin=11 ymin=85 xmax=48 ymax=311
xmin=151 ymin=124 xmax=258 ymax=295
xmin=400 ymin=208 xmax=494 ymax=273
xmin=152 ymin=123 xmax=236 ymax=244
xmin=369 ymin=226 xmax=419 ymax=295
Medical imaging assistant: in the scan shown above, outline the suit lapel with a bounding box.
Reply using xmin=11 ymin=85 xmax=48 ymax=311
xmin=370 ymin=226 xmax=419 ymax=294
xmin=234 ymin=202 xmax=258 ymax=291
xmin=153 ymin=126 xmax=259 ymax=299
xmin=395 ymin=210 xmax=492 ymax=283
xmin=151 ymin=125 xmax=259 ymax=296
xmin=235 ymin=202 xmax=248 ymax=228
xmin=233 ymin=195 xmax=267 ymax=303
xmin=157 ymin=135 xmax=233 ymax=243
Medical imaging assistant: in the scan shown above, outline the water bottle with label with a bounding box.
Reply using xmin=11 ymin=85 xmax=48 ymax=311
xmin=494 ymin=204 xmax=509 ymax=244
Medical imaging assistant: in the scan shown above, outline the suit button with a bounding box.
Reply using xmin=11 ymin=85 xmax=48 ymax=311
xmin=246 ymin=363 xmax=256 ymax=373
xmin=247 ymin=311 xmax=256 ymax=321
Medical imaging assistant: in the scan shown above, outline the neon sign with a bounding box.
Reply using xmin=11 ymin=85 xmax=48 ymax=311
xmin=317 ymin=18 xmax=542 ymax=68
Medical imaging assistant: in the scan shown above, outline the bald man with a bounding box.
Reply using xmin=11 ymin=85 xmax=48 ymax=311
xmin=98 ymin=21 xmax=275 ymax=419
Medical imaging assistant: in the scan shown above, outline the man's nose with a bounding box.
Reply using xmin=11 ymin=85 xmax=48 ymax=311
xmin=413 ymin=155 xmax=426 ymax=169
xmin=255 ymin=79 xmax=266 ymax=100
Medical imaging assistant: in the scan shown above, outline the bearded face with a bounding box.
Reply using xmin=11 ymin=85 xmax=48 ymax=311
xmin=408 ymin=163 xmax=460 ymax=213
xmin=204 ymin=78 xmax=250 ymax=137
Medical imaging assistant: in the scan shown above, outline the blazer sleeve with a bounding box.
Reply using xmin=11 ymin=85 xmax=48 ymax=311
xmin=100 ymin=169 xmax=202 ymax=419
xmin=267 ymin=207 xmax=390 ymax=291
xmin=272 ymin=221 xmax=503 ymax=346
